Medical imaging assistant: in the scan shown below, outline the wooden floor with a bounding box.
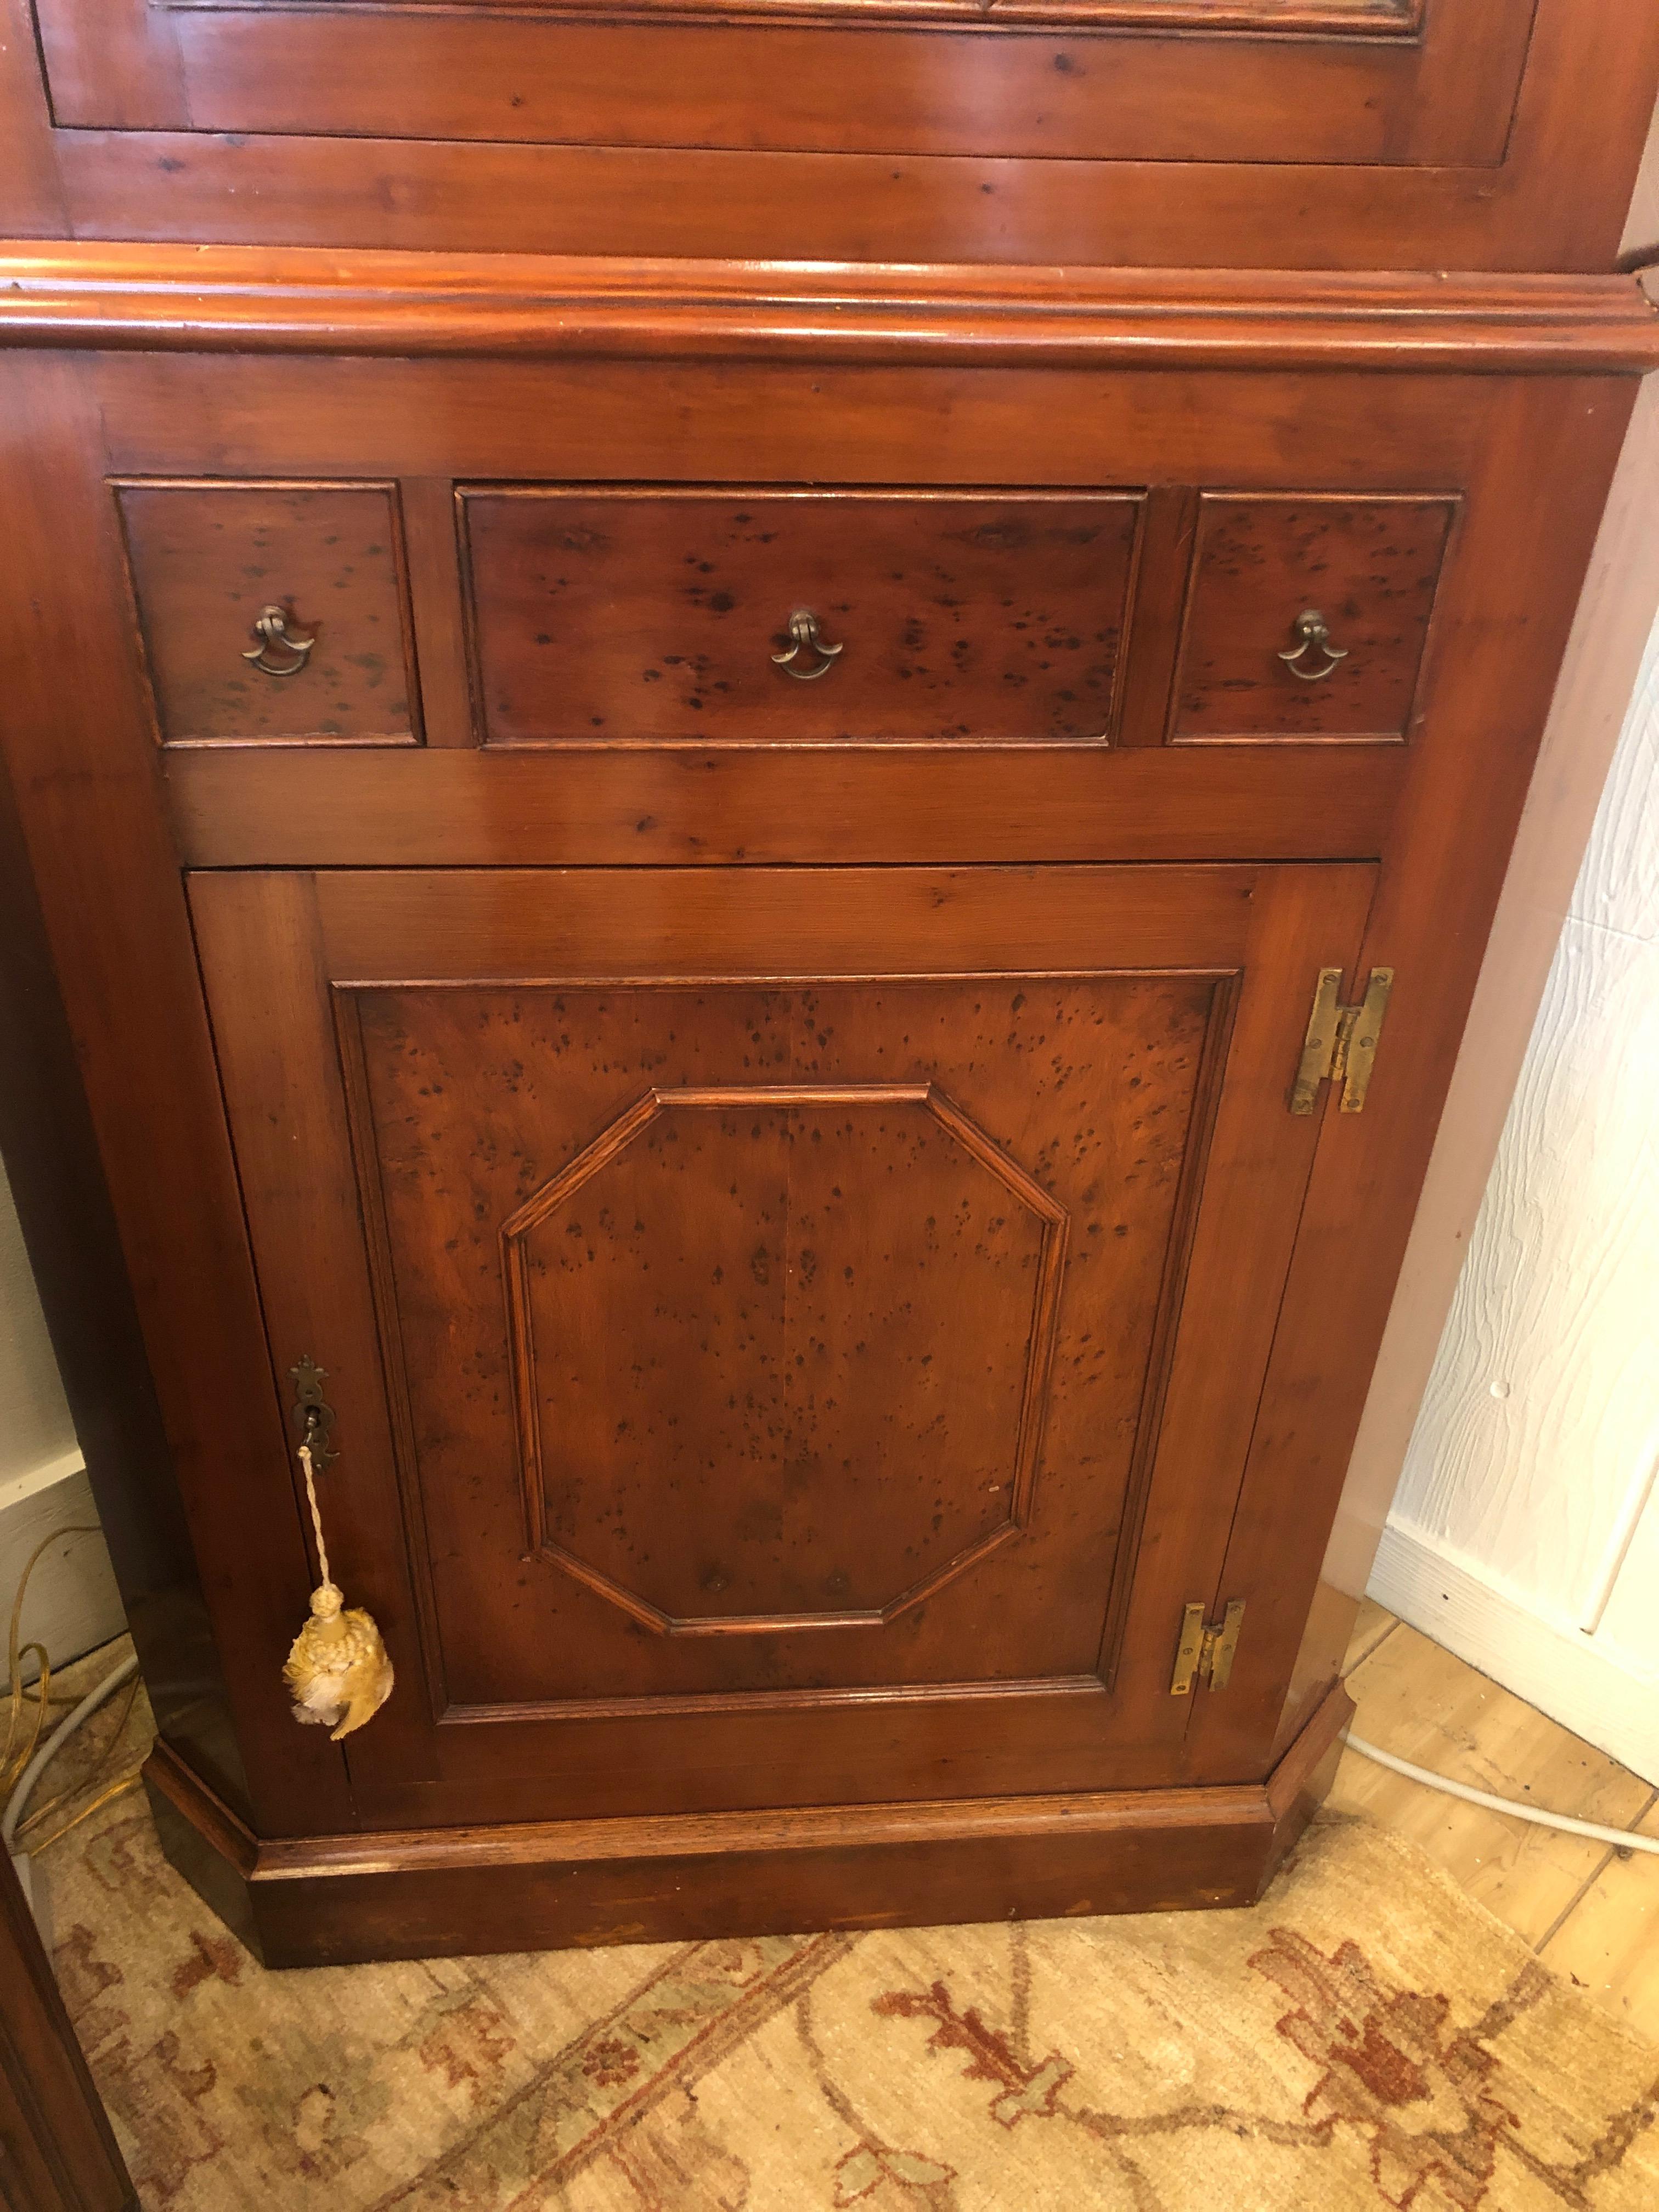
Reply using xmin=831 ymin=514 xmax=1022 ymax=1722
xmin=1336 ymin=1600 xmax=1659 ymax=2042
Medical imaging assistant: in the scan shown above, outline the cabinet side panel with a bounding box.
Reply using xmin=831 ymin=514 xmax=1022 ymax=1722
xmin=1193 ymin=375 xmax=1641 ymax=1775
xmin=0 ymin=730 xmax=250 ymax=1818
xmin=0 ymin=353 xmax=354 ymax=1837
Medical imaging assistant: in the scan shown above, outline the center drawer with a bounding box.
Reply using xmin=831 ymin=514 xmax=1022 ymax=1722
xmin=459 ymin=487 xmax=1147 ymax=746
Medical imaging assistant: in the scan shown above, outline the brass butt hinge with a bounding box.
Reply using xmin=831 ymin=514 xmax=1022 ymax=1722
xmin=1290 ymin=966 xmax=1395 ymax=1116
xmin=1169 ymin=1599 xmax=1246 ymax=1697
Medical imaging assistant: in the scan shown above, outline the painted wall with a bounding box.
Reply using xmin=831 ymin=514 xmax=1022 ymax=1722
xmin=0 ymin=1159 xmax=76 ymax=1489
xmin=1372 ymin=610 xmax=1659 ymax=1782
xmin=0 ymin=1164 xmax=122 ymax=1677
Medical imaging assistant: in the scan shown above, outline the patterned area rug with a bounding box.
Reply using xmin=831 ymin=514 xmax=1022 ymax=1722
xmin=27 ymin=1649 xmax=1659 ymax=2209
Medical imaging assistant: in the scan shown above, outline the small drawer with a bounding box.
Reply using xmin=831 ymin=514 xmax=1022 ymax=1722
xmin=1169 ymin=494 xmax=1458 ymax=744
xmin=460 ymin=487 xmax=1147 ymax=745
xmin=116 ymin=480 xmax=419 ymax=747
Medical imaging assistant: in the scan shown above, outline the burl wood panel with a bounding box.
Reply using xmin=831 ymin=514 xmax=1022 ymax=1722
xmin=1170 ymin=495 xmax=1457 ymax=744
xmin=348 ymin=974 xmax=1213 ymax=1702
xmin=460 ymin=489 xmax=1144 ymax=744
xmin=503 ymin=1083 xmax=1069 ymax=1633
xmin=116 ymin=479 xmax=417 ymax=744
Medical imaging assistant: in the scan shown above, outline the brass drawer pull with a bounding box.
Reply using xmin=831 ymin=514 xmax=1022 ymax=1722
xmin=242 ymin=602 xmax=318 ymax=678
xmin=770 ymin=606 xmax=844 ymax=682
xmin=1277 ymin=608 xmax=1349 ymax=684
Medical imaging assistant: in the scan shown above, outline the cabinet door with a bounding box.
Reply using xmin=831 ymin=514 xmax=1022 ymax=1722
xmin=190 ymin=863 xmax=1373 ymax=1827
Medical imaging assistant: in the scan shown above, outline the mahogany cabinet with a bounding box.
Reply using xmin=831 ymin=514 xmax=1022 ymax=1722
xmin=1 ymin=1 xmax=1657 ymax=1969
xmin=3 ymin=287 xmax=1657 ymax=1962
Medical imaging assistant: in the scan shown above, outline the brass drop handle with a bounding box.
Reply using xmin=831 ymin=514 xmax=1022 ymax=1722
xmin=1277 ymin=608 xmax=1349 ymax=684
xmin=242 ymin=602 xmax=318 ymax=679
xmin=770 ymin=607 xmax=844 ymax=682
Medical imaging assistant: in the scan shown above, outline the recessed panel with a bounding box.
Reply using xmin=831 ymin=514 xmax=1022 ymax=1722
xmin=346 ymin=973 xmax=1216 ymax=1705
xmin=39 ymin=0 xmax=1522 ymax=172
xmin=503 ymin=1084 xmax=1066 ymax=1632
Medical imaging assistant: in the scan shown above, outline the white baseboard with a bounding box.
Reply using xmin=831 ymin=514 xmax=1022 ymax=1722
xmin=0 ymin=1442 xmax=87 ymax=1516
xmin=1368 ymin=1520 xmax=1659 ymax=1787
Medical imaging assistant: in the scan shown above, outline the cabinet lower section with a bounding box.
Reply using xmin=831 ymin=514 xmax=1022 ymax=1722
xmin=143 ymin=1679 xmax=1352 ymax=1968
xmin=0 ymin=316 xmax=1640 ymax=1970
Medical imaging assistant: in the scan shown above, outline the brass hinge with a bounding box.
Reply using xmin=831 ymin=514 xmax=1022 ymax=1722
xmin=1169 ymin=1599 xmax=1246 ymax=1697
xmin=1290 ymin=967 xmax=1395 ymax=1116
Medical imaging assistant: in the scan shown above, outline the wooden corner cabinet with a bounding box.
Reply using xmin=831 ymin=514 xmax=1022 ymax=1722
xmin=1 ymin=7 xmax=1656 ymax=1968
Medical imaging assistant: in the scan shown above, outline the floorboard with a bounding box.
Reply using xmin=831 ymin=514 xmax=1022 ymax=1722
xmin=1336 ymin=1605 xmax=1659 ymax=2039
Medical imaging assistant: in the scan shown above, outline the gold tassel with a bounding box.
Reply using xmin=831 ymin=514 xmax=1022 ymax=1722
xmin=283 ymin=1438 xmax=394 ymax=1741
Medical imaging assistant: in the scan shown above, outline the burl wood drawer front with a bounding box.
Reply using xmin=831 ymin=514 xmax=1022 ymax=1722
xmin=116 ymin=481 xmax=419 ymax=747
xmin=461 ymin=488 xmax=1146 ymax=746
xmin=1170 ymin=494 xmax=1458 ymax=744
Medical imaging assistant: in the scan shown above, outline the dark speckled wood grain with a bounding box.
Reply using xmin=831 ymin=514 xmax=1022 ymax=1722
xmin=1171 ymin=495 xmax=1457 ymax=743
xmin=351 ymin=975 xmax=1210 ymax=1706
xmin=460 ymin=489 xmax=1144 ymax=744
xmin=116 ymin=480 xmax=417 ymax=746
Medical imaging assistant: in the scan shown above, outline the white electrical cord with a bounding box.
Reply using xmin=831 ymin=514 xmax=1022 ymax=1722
xmin=1347 ymin=1734 xmax=1659 ymax=1857
xmin=2 ymin=1650 xmax=139 ymax=1853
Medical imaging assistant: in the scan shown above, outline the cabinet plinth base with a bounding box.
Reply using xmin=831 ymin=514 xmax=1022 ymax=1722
xmin=141 ymin=1681 xmax=1352 ymax=1969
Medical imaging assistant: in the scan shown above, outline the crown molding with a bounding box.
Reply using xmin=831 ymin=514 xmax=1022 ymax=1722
xmin=2 ymin=247 xmax=1657 ymax=370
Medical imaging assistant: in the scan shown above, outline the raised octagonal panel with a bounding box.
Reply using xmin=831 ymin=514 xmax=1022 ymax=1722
xmin=501 ymin=1082 xmax=1068 ymax=1634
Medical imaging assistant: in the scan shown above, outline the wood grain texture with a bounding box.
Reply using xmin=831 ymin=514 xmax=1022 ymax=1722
xmin=1 ymin=228 xmax=1649 ymax=1959
xmin=1333 ymin=1620 xmax=1654 ymax=1946
xmin=5 ymin=251 xmax=1659 ymax=369
xmin=34 ymin=0 xmax=1518 ymax=167
xmin=140 ymin=1679 xmax=1352 ymax=1966
xmin=184 ymin=862 xmax=1369 ymax=1830
xmin=37 ymin=0 xmax=1659 ymax=277
xmin=461 ymin=487 xmax=1143 ymax=746
xmin=0 ymin=0 xmax=65 ymax=236
xmin=1191 ymin=375 xmax=1639 ymax=1782
xmin=162 ymin=743 xmax=1406 ymax=868
xmin=398 ymin=477 xmax=476 ymax=749
xmin=0 ymin=407 xmax=261 ymax=1822
xmin=12 ymin=0 xmax=1653 ymax=270
xmin=1169 ymin=495 xmax=1456 ymax=745
xmin=115 ymin=480 xmax=419 ymax=747
xmin=1338 ymin=1606 xmax=1659 ymax=2041
xmin=150 ymin=0 xmax=1426 ymax=30
xmin=77 ymin=355 xmax=1533 ymax=492
xmin=493 ymin=1074 xmax=1075 ymax=1634
xmin=1541 ymin=1795 xmax=1659 ymax=2042
xmin=0 ymin=354 xmax=355 ymax=1841
xmin=0 ymin=1846 xmax=136 ymax=2211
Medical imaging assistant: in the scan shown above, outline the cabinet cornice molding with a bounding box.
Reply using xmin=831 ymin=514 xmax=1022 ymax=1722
xmin=3 ymin=248 xmax=1657 ymax=371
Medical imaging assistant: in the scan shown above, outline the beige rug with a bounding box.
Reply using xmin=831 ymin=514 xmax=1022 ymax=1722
xmin=26 ymin=1649 xmax=1659 ymax=2210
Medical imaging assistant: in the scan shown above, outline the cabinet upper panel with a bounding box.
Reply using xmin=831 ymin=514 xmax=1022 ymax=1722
xmin=33 ymin=0 xmax=1525 ymax=164
xmin=17 ymin=0 xmax=1658 ymax=269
